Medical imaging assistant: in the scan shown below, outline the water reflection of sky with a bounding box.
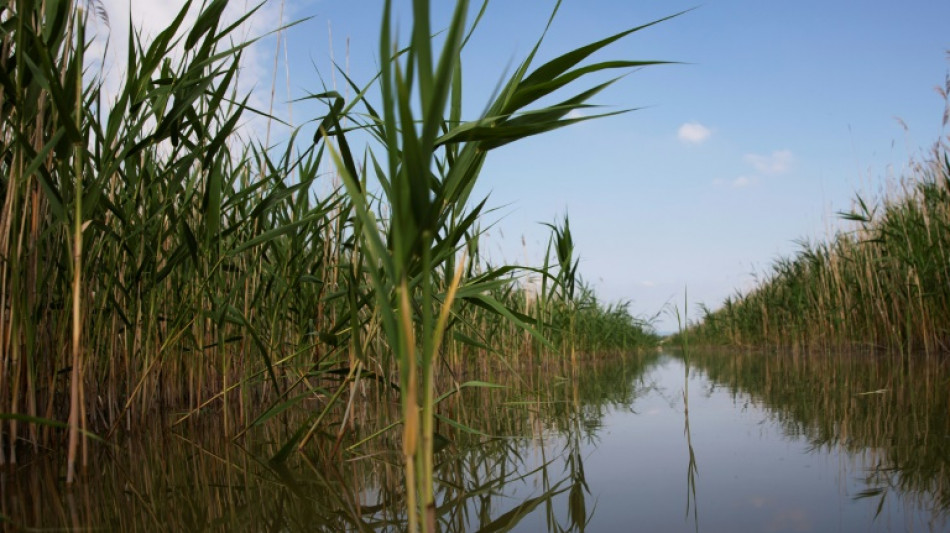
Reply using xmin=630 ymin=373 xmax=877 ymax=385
xmin=504 ymin=353 xmax=944 ymax=532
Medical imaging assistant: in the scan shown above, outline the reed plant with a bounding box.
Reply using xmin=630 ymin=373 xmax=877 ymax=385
xmin=542 ymin=214 xmax=580 ymax=368
xmin=0 ymin=1 xmax=667 ymax=528
xmin=321 ymin=3 xmax=671 ymax=528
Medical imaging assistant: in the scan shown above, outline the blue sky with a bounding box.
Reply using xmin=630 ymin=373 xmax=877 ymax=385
xmin=103 ymin=0 xmax=950 ymax=332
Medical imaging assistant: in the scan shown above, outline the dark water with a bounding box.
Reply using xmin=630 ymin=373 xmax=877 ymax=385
xmin=3 ymin=350 xmax=949 ymax=531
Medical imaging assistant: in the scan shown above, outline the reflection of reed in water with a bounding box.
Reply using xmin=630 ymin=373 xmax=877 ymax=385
xmin=2 ymin=352 xmax=658 ymax=531
xmin=685 ymin=349 xmax=950 ymax=525
xmin=683 ymin=364 xmax=699 ymax=532
xmin=676 ymin=301 xmax=700 ymax=533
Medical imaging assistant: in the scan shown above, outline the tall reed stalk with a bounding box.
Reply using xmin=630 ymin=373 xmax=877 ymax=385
xmin=66 ymin=3 xmax=87 ymax=485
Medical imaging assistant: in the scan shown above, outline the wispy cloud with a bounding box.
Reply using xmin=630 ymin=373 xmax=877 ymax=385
xmin=744 ymin=149 xmax=793 ymax=174
xmin=713 ymin=176 xmax=757 ymax=188
xmin=732 ymin=176 xmax=754 ymax=188
xmin=677 ymin=122 xmax=711 ymax=144
xmin=712 ymin=149 xmax=792 ymax=189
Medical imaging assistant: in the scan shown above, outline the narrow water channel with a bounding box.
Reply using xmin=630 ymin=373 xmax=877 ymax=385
xmin=4 ymin=351 xmax=948 ymax=531
xmin=546 ymin=353 xmax=949 ymax=532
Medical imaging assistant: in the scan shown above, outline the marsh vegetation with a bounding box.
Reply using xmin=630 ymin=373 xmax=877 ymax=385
xmin=0 ymin=0 xmax=661 ymax=529
xmin=4 ymin=1 xmax=950 ymax=531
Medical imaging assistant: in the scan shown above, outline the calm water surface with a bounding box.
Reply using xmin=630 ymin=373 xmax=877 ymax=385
xmin=4 ymin=350 xmax=949 ymax=531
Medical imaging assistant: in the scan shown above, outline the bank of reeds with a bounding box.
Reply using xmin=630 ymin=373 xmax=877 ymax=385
xmin=0 ymin=0 xmax=664 ymax=522
xmin=685 ymin=139 xmax=950 ymax=355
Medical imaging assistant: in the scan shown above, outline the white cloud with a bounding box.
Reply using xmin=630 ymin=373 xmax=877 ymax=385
xmin=640 ymin=280 xmax=656 ymax=288
xmin=677 ymin=122 xmax=711 ymax=144
xmin=732 ymin=176 xmax=754 ymax=188
xmin=744 ymin=149 xmax=793 ymax=174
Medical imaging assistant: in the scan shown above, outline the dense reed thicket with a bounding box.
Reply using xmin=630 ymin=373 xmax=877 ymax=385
xmin=0 ymin=0 xmax=663 ymax=520
xmin=686 ymin=140 xmax=950 ymax=355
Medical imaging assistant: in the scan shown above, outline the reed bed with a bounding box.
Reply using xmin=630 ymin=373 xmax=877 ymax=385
xmin=0 ymin=0 xmax=665 ymax=526
xmin=685 ymin=139 xmax=950 ymax=355
xmin=685 ymin=348 xmax=950 ymax=522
